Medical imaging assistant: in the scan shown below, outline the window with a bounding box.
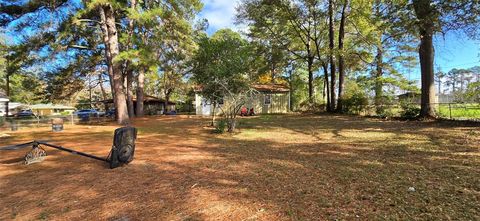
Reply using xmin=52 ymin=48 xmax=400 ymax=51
xmin=264 ymin=94 xmax=271 ymax=105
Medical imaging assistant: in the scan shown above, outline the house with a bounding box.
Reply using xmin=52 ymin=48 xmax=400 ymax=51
xmin=30 ymin=104 xmax=76 ymax=116
xmin=195 ymin=83 xmax=290 ymax=116
xmin=398 ymin=92 xmax=421 ymax=103
xmin=398 ymin=92 xmax=440 ymax=104
xmin=0 ymin=90 xmax=8 ymax=117
xmin=101 ymin=95 xmax=176 ymax=115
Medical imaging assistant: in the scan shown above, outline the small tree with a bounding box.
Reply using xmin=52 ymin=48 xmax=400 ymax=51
xmin=192 ymin=29 xmax=255 ymax=129
xmin=215 ymin=81 xmax=257 ymax=132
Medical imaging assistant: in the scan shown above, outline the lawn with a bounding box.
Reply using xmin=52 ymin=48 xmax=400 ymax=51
xmin=0 ymin=114 xmax=479 ymax=220
xmin=437 ymin=103 xmax=480 ymax=120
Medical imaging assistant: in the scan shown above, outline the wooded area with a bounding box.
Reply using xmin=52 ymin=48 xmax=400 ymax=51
xmin=1 ymin=1 xmax=480 ymax=219
xmin=0 ymin=0 xmax=479 ymax=126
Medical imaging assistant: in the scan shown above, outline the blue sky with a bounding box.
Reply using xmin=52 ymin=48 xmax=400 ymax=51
xmin=198 ymin=0 xmax=480 ymax=81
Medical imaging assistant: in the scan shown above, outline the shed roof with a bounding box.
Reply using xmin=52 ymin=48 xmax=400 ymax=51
xmin=252 ymin=83 xmax=290 ymax=93
xmin=194 ymin=83 xmax=290 ymax=93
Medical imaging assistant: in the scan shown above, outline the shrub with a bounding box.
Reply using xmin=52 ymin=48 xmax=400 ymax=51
xmin=213 ymin=119 xmax=227 ymax=134
xmin=0 ymin=116 xmax=4 ymax=126
xmin=400 ymin=102 xmax=420 ymax=119
xmin=376 ymin=107 xmax=395 ymax=119
xmin=298 ymin=101 xmax=325 ymax=112
xmin=342 ymin=92 xmax=369 ymax=114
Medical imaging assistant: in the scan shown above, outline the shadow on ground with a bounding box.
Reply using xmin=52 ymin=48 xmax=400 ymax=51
xmin=0 ymin=114 xmax=479 ymax=220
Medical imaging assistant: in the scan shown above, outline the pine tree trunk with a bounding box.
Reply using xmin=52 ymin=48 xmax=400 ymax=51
xmin=307 ymin=56 xmax=314 ymax=102
xmin=104 ymin=4 xmax=129 ymax=124
xmin=336 ymin=0 xmax=348 ymax=112
xmin=374 ymin=46 xmax=383 ymax=106
xmin=164 ymin=92 xmax=170 ymax=114
xmin=5 ymin=73 xmax=9 ymax=116
xmin=413 ymin=0 xmax=436 ymax=118
xmin=98 ymin=74 xmax=107 ymax=101
xmin=211 ymin=102 xmax=217 ymax=126
xmin=419 ymin=30 xmax=436 ymax=118
xmin=99 ymin=6 xmax=117 ymax=118
xmin=125 ymin=0 xmax=136 ymax=118
xmin=328 ymin=0 xmax=336 ymax=112
xmin=126 ymin=70 xmax=135 ymax=117
xmin=322 ymin=63 xmax=330 ymax=111
xmin=288 ymin=64 xmax=295 ymax=111
xmin=136 ymin=68 xmax=145 ymax=117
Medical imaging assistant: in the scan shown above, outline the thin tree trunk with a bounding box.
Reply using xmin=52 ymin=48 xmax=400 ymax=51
xmin=104 ymin=4 xmax=129 ymax=124
xmin=289 ymin=63 xmax=295 ymax=111
xmin=136 ymin=68 xmax=145 ymax=116
xmin=374 ymin=46 xmax=383 ymax=106
xmin=328 ymin=0 xmax=336 ymax=112
xmin=5 ymin=73 xmax=9 ymax=116
xmin=322 ymin=63 xmax=330 ymax=111
xmin=211 ymin=102 xmax=217 ymax=126
xmin=307 ymin=56 xmax=314 ymax=102
xmin=98 ymin=74 xmax=107 ymax=101
xmin=125 ymin=0 xmax=136 ymax=118
xmin=336 ymin=0 xmax=349 ymax=112
xmin=164 ymin=91 xmax=171 ymax=114
xmin=126 ymin=69 xmax=135 ymax=117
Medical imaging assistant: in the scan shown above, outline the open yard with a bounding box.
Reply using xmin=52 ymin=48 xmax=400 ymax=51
xmin=0 ymin=114 xmax=479 ymax=220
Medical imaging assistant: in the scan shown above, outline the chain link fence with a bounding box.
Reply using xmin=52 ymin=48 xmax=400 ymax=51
xmin=357 ymin=103 xmax=480 ymax=121
xmin=0 ymin=114 xmax=114 ymax=131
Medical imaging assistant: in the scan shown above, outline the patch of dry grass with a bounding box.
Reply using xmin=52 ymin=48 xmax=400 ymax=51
xmin=0 ymin=114 xmax=479 ymax=220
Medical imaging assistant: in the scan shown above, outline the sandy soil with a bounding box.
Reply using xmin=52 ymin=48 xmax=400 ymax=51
xmin=0 ymin=114 xmax=479 ymax=220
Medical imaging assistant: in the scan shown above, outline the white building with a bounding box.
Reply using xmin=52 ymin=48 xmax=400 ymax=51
xmin=0 ymin=91 xmax=8 ymax=117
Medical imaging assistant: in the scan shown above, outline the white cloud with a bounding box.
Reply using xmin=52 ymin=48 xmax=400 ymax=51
xmin=199 ymin=0 xmax=242 ymax=33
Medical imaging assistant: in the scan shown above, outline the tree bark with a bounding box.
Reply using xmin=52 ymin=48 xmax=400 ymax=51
xmin=336 ymin=0 xmax=348 ymax=112
xmin=307 ymin=55 xmax=314 ymax=102
xmin=99 ymin=6 xmax=116 ymax=118
xmin=322 ymin=63 xmax=330 ymax=111
xmin=5 ymin=73 xmax=9 ymax=117
xmin=328 ymin=0 xmax=336 ymax=112
xmin=126 ymin=69 xmax=135 ymax=117
xmin=211 ymin=102 xmax=217 ymax=126
xmin=418 ymin=30 xmax=436 ymax=117
xmin=98 ymin=74 xmax=107 ymax=101
xmin=136 ymin=68 xmax=145 ymax=116
xmin=289 ymin=65 xmax=294 ymax=111
xmin=413 ymin=0 xmax=436 ymax=118
xmin=374 ymin=46 xmax=383 ymax=106
xmin=125 ymin=0 xmax=136 ymax=118
xmin=104 ymin=4 xmax=129 ymax=124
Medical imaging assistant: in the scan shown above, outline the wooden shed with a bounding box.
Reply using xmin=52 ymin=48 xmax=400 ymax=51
xmin=195 ymin=83 xmax=290 ymax=116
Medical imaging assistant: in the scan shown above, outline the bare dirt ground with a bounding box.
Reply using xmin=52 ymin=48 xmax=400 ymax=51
xmin=0 ymin=114 xmax=479 ymax=220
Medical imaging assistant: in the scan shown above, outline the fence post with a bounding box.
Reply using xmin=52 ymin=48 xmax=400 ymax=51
xmin=448 ymin=103 xmax=452 ymax=119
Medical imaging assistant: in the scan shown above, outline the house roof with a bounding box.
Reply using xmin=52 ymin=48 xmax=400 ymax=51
xmin=398 ymin=92 xmax=420 ymax=97
xmin=252 ymin=83 xmax=290 ymax=93
xmin=194 ymin=83 xmax=290 ymax=93
xmin=30 ymin=104 xmax=76 ymax=110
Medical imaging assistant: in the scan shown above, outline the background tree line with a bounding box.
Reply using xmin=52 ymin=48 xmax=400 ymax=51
xmin=1 ymin=0 xmax=479 ymax=125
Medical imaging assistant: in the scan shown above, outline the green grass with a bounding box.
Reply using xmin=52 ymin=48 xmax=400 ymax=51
xmin=437 ymin=103 xmax=480 ymax=119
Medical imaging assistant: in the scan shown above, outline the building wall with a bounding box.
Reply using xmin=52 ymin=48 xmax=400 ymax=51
xmin=0 ymin=100 xmax=7 ymax=116
xmin=195 ymin=92 xmax=290 ymax=116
